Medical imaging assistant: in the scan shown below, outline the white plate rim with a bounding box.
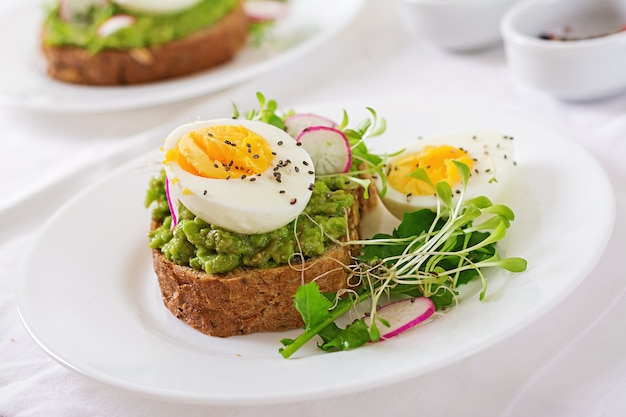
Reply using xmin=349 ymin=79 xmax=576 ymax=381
xmin=16 ymin=99 xmax=616 ymax=405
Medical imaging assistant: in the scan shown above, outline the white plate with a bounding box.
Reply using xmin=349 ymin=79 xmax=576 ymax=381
xmin=17 ymin=100 xmax=615 ymax=404
xmin=0 ymin=0 xmax=364 ymax=113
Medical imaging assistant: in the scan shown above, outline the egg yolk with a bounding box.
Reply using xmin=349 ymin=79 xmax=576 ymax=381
xmin=164 ymin=125 xmax=274 ymax=179
xmin=387 ymin=145 xmax=474 ymax=196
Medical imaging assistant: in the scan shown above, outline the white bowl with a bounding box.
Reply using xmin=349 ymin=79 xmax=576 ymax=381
xmin=399 ymin=0 xmax=521 ymax=52
xmin=501 ymin=0 xmax=626 ymax=101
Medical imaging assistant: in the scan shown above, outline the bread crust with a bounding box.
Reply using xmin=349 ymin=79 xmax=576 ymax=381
xmin=152 ymin=188 xmax=368 ymax=337
xmin=41 ymin=2 xmax=250 ymax=86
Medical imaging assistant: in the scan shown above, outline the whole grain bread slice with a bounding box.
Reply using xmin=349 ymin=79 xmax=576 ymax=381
xmin=151 ymin=188 xmax=370 ymax=337
xmin=41 ymin=2 xmax=250 ymax=86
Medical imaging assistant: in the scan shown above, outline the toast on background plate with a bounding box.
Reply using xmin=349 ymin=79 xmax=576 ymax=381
xmin=40 ymin=0 xmax=250 ymax=85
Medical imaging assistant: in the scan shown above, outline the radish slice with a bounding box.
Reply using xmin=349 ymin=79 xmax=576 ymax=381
xmin=243 ymin=0 xmax=289 ymax=23
xmin=364 ymin=297 xmax=436 ymax=340
xmin=165 ymin=177 xmax=178 ymax=229
xmin=296 ymin=126 xmax=351 ymax=175
xmin=284 ymin=113 xmax=337 ymax=139
xmin=96 ymin=14 xmax=136 ymax=37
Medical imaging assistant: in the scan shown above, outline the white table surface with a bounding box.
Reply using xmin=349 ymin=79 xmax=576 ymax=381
xmin=1 ymin=0 xmax=626 ymax=416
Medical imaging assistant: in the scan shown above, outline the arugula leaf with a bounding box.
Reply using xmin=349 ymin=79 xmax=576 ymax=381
xmin=279 ymin=283 xmax=372 ymax=358
xmin=294 ymin=282 xmax=334 ymax=329
xmin=318 ymin=319 xmax=370 ymax=352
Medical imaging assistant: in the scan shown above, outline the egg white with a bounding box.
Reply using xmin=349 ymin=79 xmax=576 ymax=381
xmin=379 ymin=131 xmax=516 ymax=219
xmin=112 ymin=0 xmax=201 ymax=14
xmin=163 ymin=119 xmax=315 ymax=235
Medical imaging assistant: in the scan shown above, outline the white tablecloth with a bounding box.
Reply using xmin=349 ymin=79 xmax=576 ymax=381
xmin=1 ymin=0 xmax=625 ymax=415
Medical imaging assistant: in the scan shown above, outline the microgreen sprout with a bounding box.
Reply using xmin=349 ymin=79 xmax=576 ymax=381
xmin=279 ymin=160 xmax=527 ymax=359
xmin=232 ymin=92 xmax=294 ymax=130
xmin=337 ymin=107 xmax=392 ymax=197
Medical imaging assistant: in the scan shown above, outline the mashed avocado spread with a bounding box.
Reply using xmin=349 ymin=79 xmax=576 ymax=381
xmin=42 ymin=0 xmax=238 ymax=53
xmin=145 ymin=171 xmax=357 ymax=275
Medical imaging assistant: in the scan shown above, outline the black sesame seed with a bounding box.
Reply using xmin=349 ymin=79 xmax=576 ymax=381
xmin=290 ymin=198 xmax=297 ymax=205
xmin=272 ymin=151 xmax=277 ymax=155
xmin=308 ymin=170 xmax=314 ymax=175
xmin=302 ymin=161 xmax=309 ymax=166
xmin=296 ymin=142 xmax=302 ymax=146
xmin=308 ymin=183 xmax=314 ymax=191
xmin=203 ymin=190 xmax=207 ymax=195
xmin=241 ymin=174 xmax=247 ymax=179
xmin=253 ymin=154 xmax=259 ymax=159
xmin=278 ymin=141 xmax=284 ymax=146
xmin=279 ymin=190 xmax=286 ymax=194
xmin=249 ymin=177 xmax=256 ymax=182
xmin=295 ymin=166 xmax=300 ymax=173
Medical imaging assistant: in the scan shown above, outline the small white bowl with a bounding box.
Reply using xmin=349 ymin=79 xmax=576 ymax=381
xmin=501 ymin=0 xmax=626 ymax=101
xmin=399 ymin=0 xmax=521 ymax=52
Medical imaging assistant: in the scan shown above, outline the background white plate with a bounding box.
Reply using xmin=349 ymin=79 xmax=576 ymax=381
xmin=0 ymin=0 xmax=364 ymax=113
xmin=17 ymin=100 xmax=615 ymax=405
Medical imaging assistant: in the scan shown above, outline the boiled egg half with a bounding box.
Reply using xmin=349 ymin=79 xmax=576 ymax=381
xmin=112 ymin=0 xmax=201 ymax=14
xmin=379 ymin=131 xmax=516 ymax=219
xmin=163 ymin=119 xmax=315 ymax=234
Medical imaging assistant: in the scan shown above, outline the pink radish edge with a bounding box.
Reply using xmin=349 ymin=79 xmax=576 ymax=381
xmin=165 ymin=177 xmax=178 ymax=229
xmin=243 ymin=0 xmax=289 ymax=23
xmin=96 ymin=15 xmax=136 ymax=37
xmin=58 ymin=0 xmax=72 ymax=21
xmin=284 ymin=112 xmax=337 ymax=139
xmin=296 ymin=126 xmax=352 ymax=175
xmin=365 ymin=297 xmax=436 ymax=340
